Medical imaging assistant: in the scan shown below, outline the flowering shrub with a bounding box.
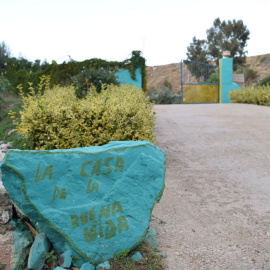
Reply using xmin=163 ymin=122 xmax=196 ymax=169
xmin=72 ymin=67 xmax=119 ymax=98
xmin=11 ymin=77 xmax=155 ymax=150
xmin=229 ymin=85 xmax=270 ymax=106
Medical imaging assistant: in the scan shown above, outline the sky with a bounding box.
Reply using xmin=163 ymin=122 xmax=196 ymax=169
xmin=0 ymin=0 xmax=269 ymax=67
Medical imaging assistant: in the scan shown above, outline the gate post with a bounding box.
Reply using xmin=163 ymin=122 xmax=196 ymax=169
xmin=219 ymin=53 xmax=241 ymax=103
xmin=180 ymin=60 xmax=183 ymax=103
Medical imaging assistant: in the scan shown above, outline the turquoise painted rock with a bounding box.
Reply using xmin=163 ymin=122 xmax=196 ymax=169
xmin=59 ymin=249 xmax=72 ymax=268
xmin=131 ymin=251 xmax=143 ymax=262
xmin=145 ymin=227 xmax=159 ymax=249
xmin=0 ymin=141 xmax=165 ymax=265
xmin=96 ymin=261 xmax=110 ymax=270
xmin=11 ymin=219 xmax=34 ymax=270
xmin=80 ymin=262 xmax=95 ymax=270
xmin=27 ymin=233 xmax=50 ymax=270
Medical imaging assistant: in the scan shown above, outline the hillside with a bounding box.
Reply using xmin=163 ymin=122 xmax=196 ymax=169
xmin=245 ymin=54 xmax=270 ymax=79
xmin=146 ymin=63 xmax=181 ymax=93
xmin=146 ymin=54 xmax=270 ymax=92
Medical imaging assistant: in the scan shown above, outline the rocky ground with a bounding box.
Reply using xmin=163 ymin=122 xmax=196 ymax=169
xmin=0 ymin=142 xmax=14 ymax=270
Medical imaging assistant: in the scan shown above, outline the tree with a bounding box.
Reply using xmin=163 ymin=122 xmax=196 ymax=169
xmin=244 ymin=68 xmax=258 ymax=86
xmin=186 ymin=37 xmax=208 ymax=63
xmin=0 ymin=41 xmax=11 ymax=69
xmin=41 ymin=59 xmax=49 ymax=70
xmin=186 ymin=18 xmax=250 ymax=69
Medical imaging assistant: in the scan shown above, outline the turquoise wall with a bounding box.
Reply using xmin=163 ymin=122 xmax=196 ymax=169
xmin=220 ymin=58 xmax=240 ymax=103
xmin=116 ymin=67 xmax=142 ymax=89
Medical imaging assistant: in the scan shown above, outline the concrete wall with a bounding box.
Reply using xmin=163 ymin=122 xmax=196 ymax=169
xmin=233 ymin=74 xmax=245 ymax=87
xmin=219 ymin=58 xmax=241 ymax=103
xmin=116 ymin=67 xmax=142 ymax=89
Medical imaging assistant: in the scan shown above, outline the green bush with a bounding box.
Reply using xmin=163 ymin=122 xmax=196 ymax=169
xmin=256 ymin=74 xmax=270 ymax=87
xmin=72 ymin=67 xmax=119 ymax=98
xmin=0 ymin=96 xmax=4 ymax=116
xmin=11 ymin=77 xmax=155 ymax=150
xmin=162 ymin=79 xmax=173 ymax=90
xmin=206 ymin=72 xmax=219 ymax=83
xmin=146 ymin=86 xmax=180 ymax=104
xmin=234 ymin=65 xmax=245 ymax=74
xmin=229 ymin=85 xmax=270 ymax=106
xmin=2 ymin=51 xmax=147 ymax=94
xmin=245 ymin=68 xmax=258 ymax=85
xmin=0 ymin=95 xmax=21 ymax=142
xmin=0 ymin=77 xmax=11 ymax=95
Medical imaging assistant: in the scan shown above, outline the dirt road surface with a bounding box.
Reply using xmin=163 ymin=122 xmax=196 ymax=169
xmin=151 ymin=104 xmax=270 ymax=270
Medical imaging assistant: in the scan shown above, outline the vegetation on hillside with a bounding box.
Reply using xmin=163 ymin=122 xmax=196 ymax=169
xmin=146 ymin=80 xmax=181 ymax=104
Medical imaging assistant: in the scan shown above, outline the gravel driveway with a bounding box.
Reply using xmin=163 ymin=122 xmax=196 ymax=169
xmin=150 ymin=104 xmax=270 ymax=270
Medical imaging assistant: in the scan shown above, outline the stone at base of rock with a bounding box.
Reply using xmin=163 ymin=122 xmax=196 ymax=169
xmin=59 ymin=249 xmax=72 ymax=268
xmin=131 ymin=251 xmax=143 ymax=262
xmin=11 ymin=219 xmax=33 ymax=270
xmin=27 ymin=232 xmax=50 ymax=270
xmin=80 ymin=262 xmax=96 ymax=270
xmin=96 ymin=261 xmax=110 ymax=270
xmin=144 ymin=227 xmax=159 ymax=249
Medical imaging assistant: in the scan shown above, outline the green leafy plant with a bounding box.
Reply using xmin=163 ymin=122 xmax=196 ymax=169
xmin=0 ymin=95 xmax=21 ymax=142
xmin=256 ymin=74 xmax=270 ymax=87
xmin=229 ymin=85 xmax=270 ymax=106
xmin=1 ymin=46 xmax=148 ymax=95
xmin=43 ymin=250 xmax=58 ymax=263
xmin=234 ymin=65 xmax=245 ymax=74
xmin=11 ymin=76 xmax=155 ymax=150
xmin=146 ymin=86 xmax=180 ymax=104
xmin=206 ymin=72 xmax=219 ymax=83
xmin=245 ymin=68 xmax=258 ymax=85
xmin=162 ymin=79 xmax=173 ymax=90
xmin=128 ymin=51 xmax=147 ymax=91
xmin=0 ymin=76 xmax=11 ymax=95
xmin=72 ymin=67 xmax=119 ymax=98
